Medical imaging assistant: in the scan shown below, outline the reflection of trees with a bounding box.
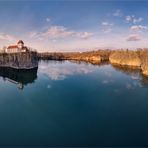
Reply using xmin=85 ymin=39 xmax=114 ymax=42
xmin=39 ymin=60 xmax=64 ymax=65
xmin=0 ymin=67 xmax=38 ymax=89
xmin=111 ymin=64 xmax=141 ymax=75
xmin=112 ymin=64 xmax=148 ymax=87
xmin=39 ymin=59 xmax=109 ymax=66
xmin=140 ymin=75 xmax=148 ymax=87
xmin=69 ymin=60 xmax=109 ymax=66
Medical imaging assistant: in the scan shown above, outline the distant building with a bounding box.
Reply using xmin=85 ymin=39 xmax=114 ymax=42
xmin=6 ymin=40 xmax=28 ymax=53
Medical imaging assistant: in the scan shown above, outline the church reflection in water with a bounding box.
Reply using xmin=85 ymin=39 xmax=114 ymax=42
xmin=0 ymin=67 xmax=38 ymax=89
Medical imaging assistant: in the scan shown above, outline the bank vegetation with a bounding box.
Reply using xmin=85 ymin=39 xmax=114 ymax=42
xmin=38 ymin=49 xmax=148 ymax=76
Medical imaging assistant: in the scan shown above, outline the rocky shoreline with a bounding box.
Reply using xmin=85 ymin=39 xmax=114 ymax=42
xmin=38 ymin=49 xmax=148 ymax=76
xmin=38 ymin=50 xmax=111 ymax=65
xmin=2 ymin=49 xmax=148 ymax=76
xmin=109 ymin=50 xmax=148 ymax=76
xmin=0 ymin=51 xmax=38 ymax=70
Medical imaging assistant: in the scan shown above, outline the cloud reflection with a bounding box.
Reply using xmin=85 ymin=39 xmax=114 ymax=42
xmin=38 ymin=61 xmax=95 ymax=80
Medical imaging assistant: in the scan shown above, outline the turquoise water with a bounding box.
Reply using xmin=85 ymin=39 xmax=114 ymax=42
xmin=0 ymin=60 xmax=148 ymax=147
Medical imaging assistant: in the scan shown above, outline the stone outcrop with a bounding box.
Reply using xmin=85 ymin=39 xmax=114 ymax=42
xmin=141 ymin=65 xmax=148 ymax=76
xmin=139 ymin=51 xmax=148 ymax=76
xmin=109 ymin=51 xmax=141 ymax=67
xmin=69 ymin=55 xmax=101 ymax=64
xmin=109 ymin=50 xmax=148 ymax=76
xmin=0 ymin=51 xmax=38 ymax=69
xmin=87 ymin=56 xmax=101 ymax=64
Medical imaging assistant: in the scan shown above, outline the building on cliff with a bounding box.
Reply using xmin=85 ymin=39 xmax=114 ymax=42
xmin=0 ymin=40 xmax=38 ymax=70
xmin=6 ymin=40 xmax=29 ymax=53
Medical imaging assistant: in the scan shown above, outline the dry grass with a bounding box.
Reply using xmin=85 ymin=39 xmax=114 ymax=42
xmin=109 ymin=50 xmax=141 ymax=67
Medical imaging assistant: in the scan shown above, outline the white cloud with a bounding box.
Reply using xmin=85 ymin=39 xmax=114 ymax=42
xmin=101 ymin=22 xmax=113 ymax=33
xmin=126 ymin=15 xmax=143 ymax=24
xmin=30 ymin=25 xmax=93 ymax=40
xmin=113 ymin=9 xmax=122 ymax=17
xmin=133 ymin=17 xmax=143 ymax=24
xmin=46 ymin=17 xmax=51 ymax=22
xmin=102 ymin=22 xmax=109 ymax=26
xmin=103 ymin=28 xmax=112 ymax=33
xmin=130 ymin=25 xmax=148 ymax=31
xmin=126 ymin=34 xmax=142 ymax=41
xmin=29 ymin=31 xmax=38 ymax=38
xmin=126 ymin=15 xmax=132 ymax=22
xmin=29 ymin=31 xmax=44 ymax=41
xmin=42 ymin=26 xmax=74 ymax=38
xmin=0 ymin=33 xmax=18 ymax=42
xmin=102 ymin=22 xmax=113 ymax=26
xmin=77 ymin=32 xmax=93 ymax=39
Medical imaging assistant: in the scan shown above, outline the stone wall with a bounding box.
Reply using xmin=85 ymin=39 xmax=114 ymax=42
xmin=0 ymin=51 xmax=38 ymax=69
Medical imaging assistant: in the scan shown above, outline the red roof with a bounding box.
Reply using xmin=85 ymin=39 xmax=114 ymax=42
xmin=7 ymin=45 xmax=18 ymax=49
xmin=7 ymin=45 xmax=28 ymax=50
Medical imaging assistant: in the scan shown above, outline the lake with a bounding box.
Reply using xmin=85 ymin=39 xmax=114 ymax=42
xmin=0 ymin=60 xmax=148 ymax=147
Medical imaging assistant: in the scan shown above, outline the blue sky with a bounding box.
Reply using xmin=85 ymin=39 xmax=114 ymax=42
xmin=0 ymin=0 xmax=148 ymax=51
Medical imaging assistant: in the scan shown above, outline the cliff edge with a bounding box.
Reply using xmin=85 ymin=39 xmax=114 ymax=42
xmin=109 ymin=50 xmax=141 ymax=67
xmin=0 ymin=51 xmax=38 ymax=69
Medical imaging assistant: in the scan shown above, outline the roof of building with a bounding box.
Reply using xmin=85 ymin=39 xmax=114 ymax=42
xmin=7 ymin=40 xmax=28 ymax=50
xmin=7 ymin=45 xmax=28 ymax=49
xmin=7 ymin=45 xmax=18 ymax=49
xmin=17 ymin=40 xmax=24 ymax=44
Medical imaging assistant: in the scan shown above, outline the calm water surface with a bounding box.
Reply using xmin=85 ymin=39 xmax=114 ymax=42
xmin=0 ymin=60 xmax=148 ymax=147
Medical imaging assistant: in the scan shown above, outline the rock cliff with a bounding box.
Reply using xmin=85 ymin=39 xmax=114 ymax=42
xmin=109 ymin=51 xmax=141 ymax=67
xmin=0 ymin=51 xmax=38 ymax=69
xmin=109 ymin=50 xmax=148 ymax=76
xmin=138 ymin=50 xmax=148 ymax=76
xmin=69 ymin=55 xmax=101 ymax=64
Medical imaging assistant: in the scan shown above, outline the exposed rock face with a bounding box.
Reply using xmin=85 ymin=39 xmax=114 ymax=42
xmin=139 ymin=51 xmax=148 ymax=76
xmin=87 ymin=56 xmax=101 ymax=64
xmin=68 ymin=55 xmax=101 ymax=64
xmin=140 ymin=57 xmax=148 ymax=76
xmin=0 ymin=51 xmax=38 ymax=69
xmin=142 ymin=68 xmax=148 ymax=76
xmin=109 ymin=51 xmax=141 ymax=67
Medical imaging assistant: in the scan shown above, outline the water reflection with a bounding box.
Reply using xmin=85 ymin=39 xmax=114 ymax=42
xmin=38 ymin=60 xmax=96 ymax=80
xmin=0 ymin=61 xmax=148 ymax=146
xmin=38 ymin=60 xmax=148 ymax=87
xmin=68 ymin=60 xmax=109 ymax=66
xmin=38 ymin=60 xmax=110 ymax=81
xmin=1 ymin=60 xmax=148 ymax=89
xmin=112 ymin=65 xmax=141 ymax=75
xmin=112 ymin=65 xmax=148 ymax=87
xmin=0 ymin=67 xmax=38 ymax=89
